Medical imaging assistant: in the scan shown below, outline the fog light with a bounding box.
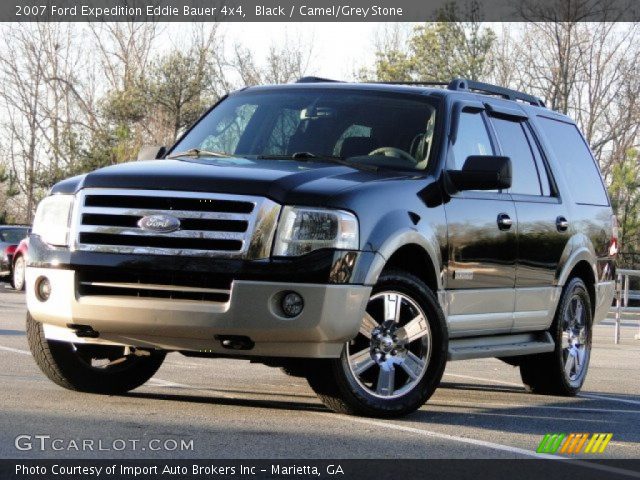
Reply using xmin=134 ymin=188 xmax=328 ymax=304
xmin=35 ymin=277 xmax=51 ymax=302
xmin=281 ymin=291 xmax=304 ymax=317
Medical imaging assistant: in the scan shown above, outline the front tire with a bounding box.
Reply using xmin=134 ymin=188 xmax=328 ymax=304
xmin=26 ymin=313 xmax=166 ymax=394
xmin=306 ymin=269 xmax=447 ymax=417
xmin=11 ymin=255 xmax=25 ymax=291
xmin=519 ymin=277 xmax=592 ymax=395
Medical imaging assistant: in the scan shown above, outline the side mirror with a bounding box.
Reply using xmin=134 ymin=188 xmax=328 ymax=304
xmin=447 ymin=155 xmax=512 ymax=191
xmin=137 ymin=145 xmax=167 ymax=161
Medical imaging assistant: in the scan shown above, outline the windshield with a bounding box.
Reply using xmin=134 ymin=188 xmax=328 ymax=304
xmin=0 ymin=228 xmax=28 ymax=244
xmin=171 ymin=89 xmax=439 ymax=171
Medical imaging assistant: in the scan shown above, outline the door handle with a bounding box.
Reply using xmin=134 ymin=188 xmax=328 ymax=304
xmin=497 ymin=213 xmax=513 ymax=230
xmin=556 ymin=216 xmax=569 ymax=232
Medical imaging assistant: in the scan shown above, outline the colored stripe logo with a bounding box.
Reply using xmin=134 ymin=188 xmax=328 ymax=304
xmin=537 ymin=433 xmax=612 ymax=454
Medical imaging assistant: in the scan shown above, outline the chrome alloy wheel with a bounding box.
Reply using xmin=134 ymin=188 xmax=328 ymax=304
xmin=347 ymin=291 xmax=432 ymax=399
xmin=562 ymin=294 xmax=590 ymax=384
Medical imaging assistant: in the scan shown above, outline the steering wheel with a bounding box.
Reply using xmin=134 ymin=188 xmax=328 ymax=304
xmin=368 ymin=147 xmax=416 ymax=164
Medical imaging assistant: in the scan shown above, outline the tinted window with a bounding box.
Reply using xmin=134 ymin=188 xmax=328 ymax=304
xmin=174 ymin=90 xmax=438 ymax=170
xmin=523 ymin=124 xmax=552 ymax=196
xmin=0 ymin=228 xmax=28 ymax=243
xmin=491 ymin=117 xmax=541 ymax=196
xmin=200 ymin=103 xmax=258 ymax=153
xmin=538 ymin=117 xmax=609 ymax=205
xmin=450 ymin=110 xmax=493 ymax=170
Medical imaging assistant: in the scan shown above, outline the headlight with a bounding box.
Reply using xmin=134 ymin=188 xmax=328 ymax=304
xmin=273 ymin=206 xmax=359 ymax=256
xmin=32 ymin=195 xmax=74 ymax=247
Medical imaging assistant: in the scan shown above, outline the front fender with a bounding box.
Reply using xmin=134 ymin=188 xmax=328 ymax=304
xmin=363 ymin=227 xmax=443 ymax=289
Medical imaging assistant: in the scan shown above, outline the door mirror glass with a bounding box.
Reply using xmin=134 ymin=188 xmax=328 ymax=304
xmin=447 ymin=155 xmax=512 ymax=191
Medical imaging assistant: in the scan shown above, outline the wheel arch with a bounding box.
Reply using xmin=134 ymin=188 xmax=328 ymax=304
xmin=364 ymin=229 xmax=442 ymax=293
xmin=557 ymin=237 xmax=598 ymax=315
xmin=564 ymin=260 xmax=597 ymax=315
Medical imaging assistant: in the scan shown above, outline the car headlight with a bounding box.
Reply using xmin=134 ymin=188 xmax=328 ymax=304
xmin=32 ymin=195 xmax=74 ymax=247
xmin=273 ymin=206 xmax=359 ymax=256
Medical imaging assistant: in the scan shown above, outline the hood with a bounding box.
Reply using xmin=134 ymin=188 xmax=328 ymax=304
xmin=51 ymin=157 xmax=406 ymax=205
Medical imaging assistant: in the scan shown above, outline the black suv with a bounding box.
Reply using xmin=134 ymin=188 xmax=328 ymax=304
xmin=25 ymin=78 xmax=616 ymax=417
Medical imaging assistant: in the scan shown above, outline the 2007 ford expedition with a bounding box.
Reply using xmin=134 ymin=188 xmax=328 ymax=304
xmin=25 ymin=78 xmax=616 ymax=417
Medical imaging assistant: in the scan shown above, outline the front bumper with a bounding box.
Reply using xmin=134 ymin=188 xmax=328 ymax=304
xmin=26 ymin=267 xmax=371 ymax=358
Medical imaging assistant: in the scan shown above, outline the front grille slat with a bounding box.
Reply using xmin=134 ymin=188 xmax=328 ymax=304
xmin=73 ymin=189 xmax=266 ymax=258
xmin=82 ymin=214 xmax=249 ymax=232
xmin=81 ymin=206 xmax=252 ymax=221
xmin=78 ymin=225 xmax=247 ymax=241
xmin=75 ymin=267 xmax=233 ymax=303
xmin=84 ymin=194 xmax=254 ymax=213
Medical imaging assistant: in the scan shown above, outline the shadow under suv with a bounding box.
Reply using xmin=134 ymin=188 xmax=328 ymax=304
xmin=25 ymin=77 xmax=616 ymax=417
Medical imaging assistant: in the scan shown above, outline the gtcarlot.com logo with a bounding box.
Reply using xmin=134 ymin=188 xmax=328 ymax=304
xmin=15 ymin=435 xmax=194 ymax=452
xmin=537 ymin=433 xmax=613 ymax=454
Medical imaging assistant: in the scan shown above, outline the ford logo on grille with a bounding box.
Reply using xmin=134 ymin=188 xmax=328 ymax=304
xmin=138 ymin=214 xmax=181 ymax=234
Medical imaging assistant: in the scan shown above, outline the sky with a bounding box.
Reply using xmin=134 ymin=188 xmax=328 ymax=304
xmin=162 ymin=22 xmax=403 ymax=81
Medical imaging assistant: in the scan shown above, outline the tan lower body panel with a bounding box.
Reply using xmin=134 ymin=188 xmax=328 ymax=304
xmin=27 ymin=267 xmax=371 ymax=358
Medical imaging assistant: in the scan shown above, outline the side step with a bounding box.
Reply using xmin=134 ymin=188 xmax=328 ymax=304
xmin=448 ymin=332 xmax=555 ymax=361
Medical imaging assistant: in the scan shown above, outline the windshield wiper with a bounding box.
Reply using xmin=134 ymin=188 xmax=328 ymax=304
xmin=257 ymin=152 xmax=378 ymax=172
xmin=167 ymin=148 xmax=233 ymax=159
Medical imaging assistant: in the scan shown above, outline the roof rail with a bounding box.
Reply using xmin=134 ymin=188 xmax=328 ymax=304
xmin=447 ymin=78 xmax=546 ymax=107
xmin=296 ymin=76 xmax=341 ymax=83
xmin=369 ymin=81 xmax=449 ymax=87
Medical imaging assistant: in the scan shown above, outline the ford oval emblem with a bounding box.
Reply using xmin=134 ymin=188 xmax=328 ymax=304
xmin=138 ymin=214 xmax=181 ymax=234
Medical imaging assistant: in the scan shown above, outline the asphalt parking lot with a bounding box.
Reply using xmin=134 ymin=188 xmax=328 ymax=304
xmin=0 ymin=282 xmax=638 ymax=465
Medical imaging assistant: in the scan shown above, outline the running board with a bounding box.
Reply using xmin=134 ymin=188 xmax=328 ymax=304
xmin=448 ymin=332 xmax=555 ymax=361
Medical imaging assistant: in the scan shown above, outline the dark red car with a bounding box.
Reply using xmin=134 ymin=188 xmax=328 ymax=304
xmin=11 ymin=235 xmax=29 ymax=290
xmin=1 ymin=226 xmax=29 ymax=287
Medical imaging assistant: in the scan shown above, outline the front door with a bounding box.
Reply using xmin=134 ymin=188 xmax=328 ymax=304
xmin=443 ymin=106 xmax=517 ymax=337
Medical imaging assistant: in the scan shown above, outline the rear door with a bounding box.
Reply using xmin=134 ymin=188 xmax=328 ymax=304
xmin=443 ymin=103 xmax=517 ymax=337
xmin=486 ymin=105 xmax=569 ymax=332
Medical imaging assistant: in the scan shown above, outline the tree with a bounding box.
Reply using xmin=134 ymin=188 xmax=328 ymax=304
xmin=149 ymin=25 xmax=224 ymax=144
xmin=364 ymin=2 xmax=496 ymax=82
xmin=0 ymin=24 xmax=49 ymax=222
xmin=608 ymin=150 xmax=640 ymax=259
xmin=231 ymin=33 xmax=313 ymax=86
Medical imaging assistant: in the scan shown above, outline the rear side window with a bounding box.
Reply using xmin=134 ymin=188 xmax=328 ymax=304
xmin=537 ymin=117 xmax=609 ymax=205
xmin=490 ymin=117 xmax=542 ymax=196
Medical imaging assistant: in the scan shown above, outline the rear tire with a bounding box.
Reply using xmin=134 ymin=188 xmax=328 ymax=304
xmin=26 ymin=313 xmax=166 ymax=394
xmin=11 ymin=255 xmax=25 ymax=291
xmin=306 ymin=269 xmax=447 ymax=417
xmin=519 ymin=277 xmax=592 ymax=395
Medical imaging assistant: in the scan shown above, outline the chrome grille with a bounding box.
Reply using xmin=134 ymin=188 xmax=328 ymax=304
xmin=72 ymin=189 xmax=280 ymax=258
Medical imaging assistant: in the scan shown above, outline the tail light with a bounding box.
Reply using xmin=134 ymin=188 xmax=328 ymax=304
xmin=3 ymin=245 xmax=16 ymax=259
xmin=610 ymin=215 xmax=619 ymax=257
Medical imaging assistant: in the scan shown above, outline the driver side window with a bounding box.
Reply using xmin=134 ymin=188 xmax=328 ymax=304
xmin=450 ymin=110 xmax=494 ymax=170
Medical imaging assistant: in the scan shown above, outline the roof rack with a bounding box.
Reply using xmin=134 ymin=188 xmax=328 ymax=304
xmin=447 ymin=78 xmax=546 ymax=107
xmin=294 ymin=76 xmax=546 ymax=108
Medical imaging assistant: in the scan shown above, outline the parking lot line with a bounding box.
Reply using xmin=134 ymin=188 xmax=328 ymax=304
xmin=430 ymin=400 xmax=640 ymax=415
xmin=313 ymin=410 xmax=557 ymax=458
xmin=445 ymin=372 xmax=640 ymax=410
xmin=315 ymin=413 xmax=640 ymax=478
xmin=426 ymin=408 xmax=616 ymax=423
xmin=444 ymin=372 xmax=522 ymax=387
xmin=0 ymin=345 xmax=30 ymax=355
xmin=580 ymin=393 xmax=640 ymax=406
